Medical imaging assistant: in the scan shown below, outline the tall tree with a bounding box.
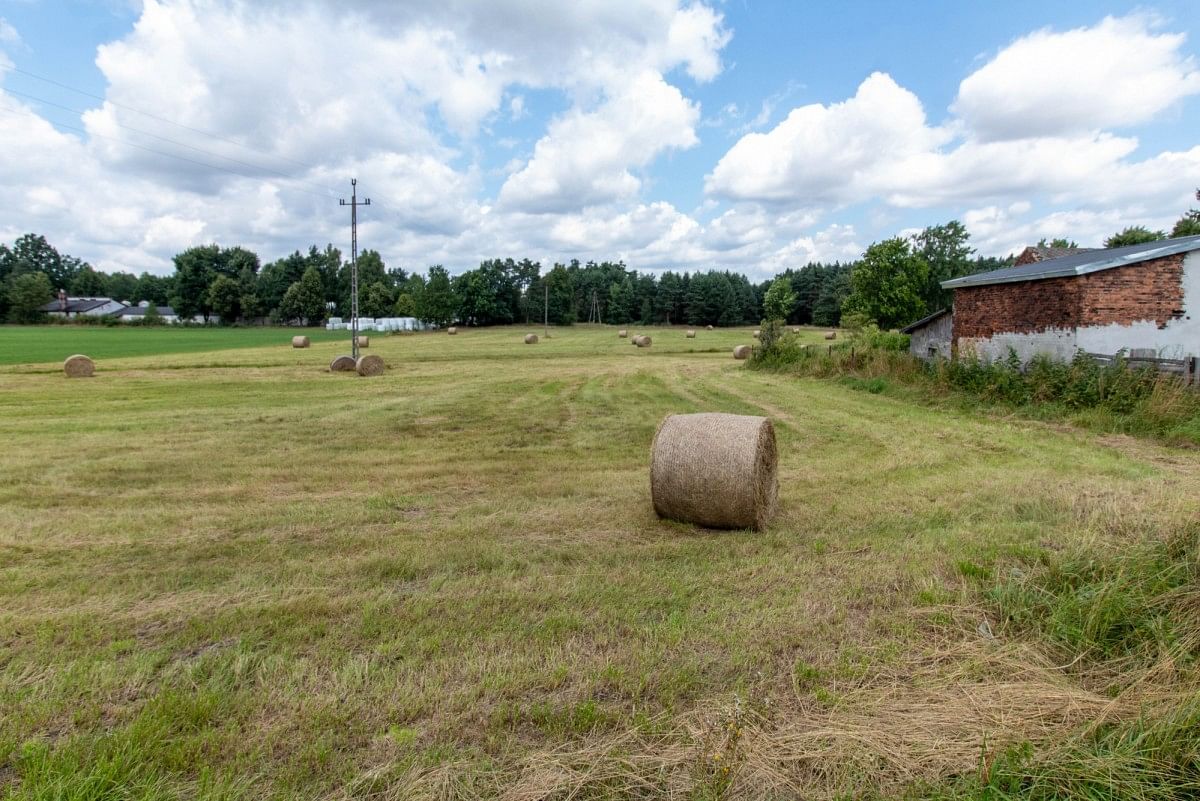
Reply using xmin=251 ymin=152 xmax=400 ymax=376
xmin=842 ymin=238 xmax=929 ymax=329
xmin=416 ymin=266 xmax=456 ymax=327
xmin=762 ymin=276 xmax=797 ymax=322
xmin=5 ymin=272 xmax=53 ymax=323
xmin=277 ymin=266 xmax=327 ymax=325
xmin=912 ymin=220 xmax=973 ymax=312
xmin=1104 ymin=226 xmax=1165 ymax=248
xmin=208 ymin=274 xmax=243 ymax=324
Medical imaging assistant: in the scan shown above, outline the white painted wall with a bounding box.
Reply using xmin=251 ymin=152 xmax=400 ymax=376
xmin=959 ymin=328 xmax=1078 ymax=363
xmin=1075 ymin=250 xmax=1200 ymax=359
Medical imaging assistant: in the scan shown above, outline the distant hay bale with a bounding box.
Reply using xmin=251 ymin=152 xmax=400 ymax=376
xmin=618 ymin=329 xmax=628 ymax=338
xmin=686 ymin=330 xmax=696 ymax=338
xmin=447 ymin=327 xmax=458 ymax=335
xmin=525 ymin=334 xmax=539 ymax=344
xmin=753 ymin=329 xmax=761 ymax=339
xmin=292 ymin=335 xmax=310 ymax=348
xmin=733 ymin=345 xmax=751 ymax=360
xmin=355 ymin=354 xmax=385 ymax=377
xmin=329 ymin=355 xmax=356 ymax=372
xmin=63 ymin=354 xmax=94 ymax=378
xmin=792 ymin=327 xmax=800 ymax=334
xmin=825 ymin=331 xmax=837 ymax=340
xmin=706 ymin=324 xmax=714 ymax=330
xmin=356 ymin=336 xmax=370 ymax=348
xmin=650 ymin=412 xmax=778 ymax=530
xmin=636 ymin=335 xmax=652 ymax=348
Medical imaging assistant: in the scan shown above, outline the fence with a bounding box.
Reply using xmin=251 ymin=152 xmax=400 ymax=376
xmin=1085 ymin=352 xmax=1199 ymax=386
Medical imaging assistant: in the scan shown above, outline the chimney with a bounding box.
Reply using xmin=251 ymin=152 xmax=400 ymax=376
xmin=58 ymin=288 xmax=67 ymax=311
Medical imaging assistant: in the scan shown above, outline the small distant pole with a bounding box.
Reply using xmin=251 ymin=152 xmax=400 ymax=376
xmin=339 ymin=179 xmax=371 ymax=359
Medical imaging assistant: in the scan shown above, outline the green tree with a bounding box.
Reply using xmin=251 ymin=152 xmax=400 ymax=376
xmin=142 ymin=304 xmax=165 ymax=326
xmin=762 ymin=276 xmax=797 ymax=322
xmin=607 ymin=277 xmax=634 ymax=324
xmin=208 ymin=274 xmax=243 ymax=324
xmin=1036 ymin=237 xmax=1079 ymax=248
xmin=278 ymin=266 xmax=327 ymax=325
xmin=6 ymin=272 xmax=53 ymax=323
xmin=171 ymin=244 xmax=222 ymax=321
xmin=105 ymin=272 xmax=138 ymax=303
xmin=812 ymin=267 xmax=851 ymax=327
xmin=842 ymin=238 xmax=929 ymax=329
xmin=362 ymin=281 xmax=394 ymax=318
xmin=1104 ymin=226 xmax=1165 ymax=248
xmin=913 ymin=220 xmax=973 ymax=311
xmin=1171 ymin=210 xmax=1200 ymax=238
xmin=70 ymin=266 xmax=108 ymax=296
xmin=416 ymin=266 xmax=456 ymax=327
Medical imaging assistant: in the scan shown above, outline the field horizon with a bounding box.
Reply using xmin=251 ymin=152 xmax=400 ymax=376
xmin=2 ymin=324 xmax=1197 ymax=799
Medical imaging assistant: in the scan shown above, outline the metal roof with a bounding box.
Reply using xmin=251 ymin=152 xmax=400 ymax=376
xmin=900 ymin=308 xmax=949 ymax=333
xmin=39 ymin=297 xmax=115 ymax=313
xmin=115 ymin=305 xmax=174 ymax=316
xmin=942 ymin=235 xmax=1200 ymax=290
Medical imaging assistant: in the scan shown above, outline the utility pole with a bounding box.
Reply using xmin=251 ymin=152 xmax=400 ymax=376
xmin=339 ymin=179 xmax=371 ymax=360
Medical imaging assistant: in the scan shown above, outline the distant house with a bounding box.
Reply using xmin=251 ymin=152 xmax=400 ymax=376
xmin=41 ymin=290 xmax=126 ymax=319
xmin=112 ymin=302 xmax=181 ymax=324
xmin=940 ymin=235 xmax=1200 ymax=362
xmin=900 ymin=308 xmax=951 ymax=361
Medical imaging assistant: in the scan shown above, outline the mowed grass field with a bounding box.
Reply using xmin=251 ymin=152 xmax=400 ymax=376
xmin=0 ymin=325 xmax=347 ymax=367
xmin=1 ymin=324 xmax=1197 ymax=799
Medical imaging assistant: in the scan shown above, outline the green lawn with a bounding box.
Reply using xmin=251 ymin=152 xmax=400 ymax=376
xmin=0 ymin=325 xmax=348 ymax=366
xmin=1 ymin=325 xmax=1195 ymax=799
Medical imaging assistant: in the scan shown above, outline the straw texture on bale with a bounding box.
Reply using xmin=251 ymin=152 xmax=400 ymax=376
xmin=447 ymin=327 xmax=458 ymax=335
xmin=355 ymin=354 xmax=385 ymax=377
xmin=525 ymin=334 xmax=539 ymax=344
xmin=635 ymin=335 xmax=652 ymax=347
xmin=825 ymin=331 xmax=837 ymax=340
xmin=292 ymin=335 xmax=310 ymax=348
xmin=329 ymin=355 xmax=356 ymax=372
xmin=618 ymin=329 xmax=628 ymax=338
xmin=650 ymin=412 xmax=778 ymax=530
xmin=685 ymin=330 xmax=696 ymax=338
xmin=63 ymin=354 xmax=94 ymax=378
xmin=356 ymin=336 xmax=370 ymax=348
xmin=733 ymin=345 xmax=751 ymax=360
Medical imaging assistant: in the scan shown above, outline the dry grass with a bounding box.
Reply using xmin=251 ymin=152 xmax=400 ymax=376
xmin=62 ymin=354 xmax=94 ymax=378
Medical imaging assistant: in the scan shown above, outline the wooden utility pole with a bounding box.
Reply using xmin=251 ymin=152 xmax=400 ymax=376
xmin=339 ymin=179 xmax=371 ymax=359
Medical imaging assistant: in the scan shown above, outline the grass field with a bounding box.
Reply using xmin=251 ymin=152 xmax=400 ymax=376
xmin=0 ymin=325 xmax=347 ymax=366
xmin=1 ymin=325 xmax=1197 ymax=799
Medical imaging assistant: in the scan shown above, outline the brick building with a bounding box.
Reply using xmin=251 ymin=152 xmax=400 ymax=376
xmin=938 ymin=235 xmax=1200 ymax=362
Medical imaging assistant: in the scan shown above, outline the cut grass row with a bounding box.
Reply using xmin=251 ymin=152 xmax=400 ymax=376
xmin=2 ymin=326 xmax=1197 ymax=798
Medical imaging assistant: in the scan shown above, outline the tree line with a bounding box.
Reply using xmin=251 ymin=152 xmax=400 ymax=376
xmin=4 ymin=204 xmax=1198 ymax=327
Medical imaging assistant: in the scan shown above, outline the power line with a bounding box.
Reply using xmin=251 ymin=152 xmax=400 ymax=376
xmin=3 ymin=87 xmax=340 ymax=198
xmin=0 ymin=63 xmax=325 ymax=173
xmin=0 ymin=102 xmax=336 ymax=200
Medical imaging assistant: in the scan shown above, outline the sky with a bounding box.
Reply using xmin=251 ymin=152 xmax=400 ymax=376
xmin=0 ymin=0 xmax=1197 ymax=279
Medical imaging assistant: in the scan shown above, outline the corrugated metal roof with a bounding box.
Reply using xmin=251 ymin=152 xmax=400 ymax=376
xmin=942 ymin=235 xmax=1200 ymax=290
xmin=900 ymin=308 xmax=949 ymax=333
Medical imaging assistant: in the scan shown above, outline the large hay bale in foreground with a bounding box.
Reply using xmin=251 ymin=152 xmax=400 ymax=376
xmin=447 ymin=327 xmax=458 ymax=335
xmin=355 ymin=354 xmax=385 ymax=377
xmin=635 ymin=335 xmax=652 ymax=347
xmin=733 ymin=345 xmax=751 ymax=360
xmin=356 ymin=336 xmax=370 ymax=348
xmin=63 ymin=354 xmax=94 ymax=378
xmin=292 ymin=335 xmax=310 ymax=348
xmin=825 ymin=331 xmax=837 ymax=340
xmin=618 ymin=329 xmax=628 ymax=338
xmin=686 ymin=330 xmax=696 ymax=338
xmin=329 ymin=355 xmax=356 ymax=372
xmin=650 ymin=413 xmax=778 ymax=530
xmin=525 ymin=334 xmax=539 ymax=344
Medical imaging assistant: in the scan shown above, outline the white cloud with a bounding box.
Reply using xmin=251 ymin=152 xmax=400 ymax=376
xmin=0 ymin=17 xmax=20 ymax=46
xmin=498 ymin=71 xmax=700 ymax=213
xmin=962 ymin=203 xmax=1177 ymax=256
xmin=954 ymin=15 xmax=1200 ymax=141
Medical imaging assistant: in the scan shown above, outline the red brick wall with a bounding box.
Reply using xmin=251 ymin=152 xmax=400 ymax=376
xmin=954 ymin=254 xmax=1185 ymax=340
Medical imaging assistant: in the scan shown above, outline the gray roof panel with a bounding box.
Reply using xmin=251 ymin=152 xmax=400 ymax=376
xmin=942 ymin=235 xmax=1200 ymax=290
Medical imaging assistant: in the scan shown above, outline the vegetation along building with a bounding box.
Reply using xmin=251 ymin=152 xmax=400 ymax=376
xmin=928 ymin=234 xmax=1200 ymax=363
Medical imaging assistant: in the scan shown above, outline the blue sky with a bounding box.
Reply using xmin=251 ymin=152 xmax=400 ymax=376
xmin=0 ymin=1 xmax=1197 ymax=276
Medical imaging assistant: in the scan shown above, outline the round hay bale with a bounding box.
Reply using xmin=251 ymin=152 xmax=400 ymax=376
xmin=292 ymin=335 xmax=311 ymax=349
xmin=63 ymin=354 xmax=94 ymax=378
xmin=525 ymin=334 xmax=539 ymax=344
xmin=636 ymin=335 xmax=652 ymax=348
xmin=355 ymin=354 xmax=385 ymax=377
xmin=329 ymin=355 xmax=356 ymax=372
xmin=792 ymin=327 xmax=801 ymax=334
xmin=650 ymin=412 xmax=778 ymax=530
xmin=706 ymin=324 xmax=714 ymax=330
xmin=825 ymin=331 xmax=837 ymax=340
xmin=752 ymin=329 xmax=761 ymax=339
xmin=686 ymin=330 xmax=696 ymax=338
xmin=618 ymin=329 xmax=628 ymax=338
xmin=356 ymin=336 xmax=370 ymax=348
xmin=733 ymin=345 xmax=751 ymax=360
xmin=447 ymin=327 xmax=458 ymax=335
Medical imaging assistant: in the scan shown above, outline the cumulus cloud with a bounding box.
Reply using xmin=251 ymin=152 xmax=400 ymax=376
xmin=954 ymin=15 xmax=1200 ymax=141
